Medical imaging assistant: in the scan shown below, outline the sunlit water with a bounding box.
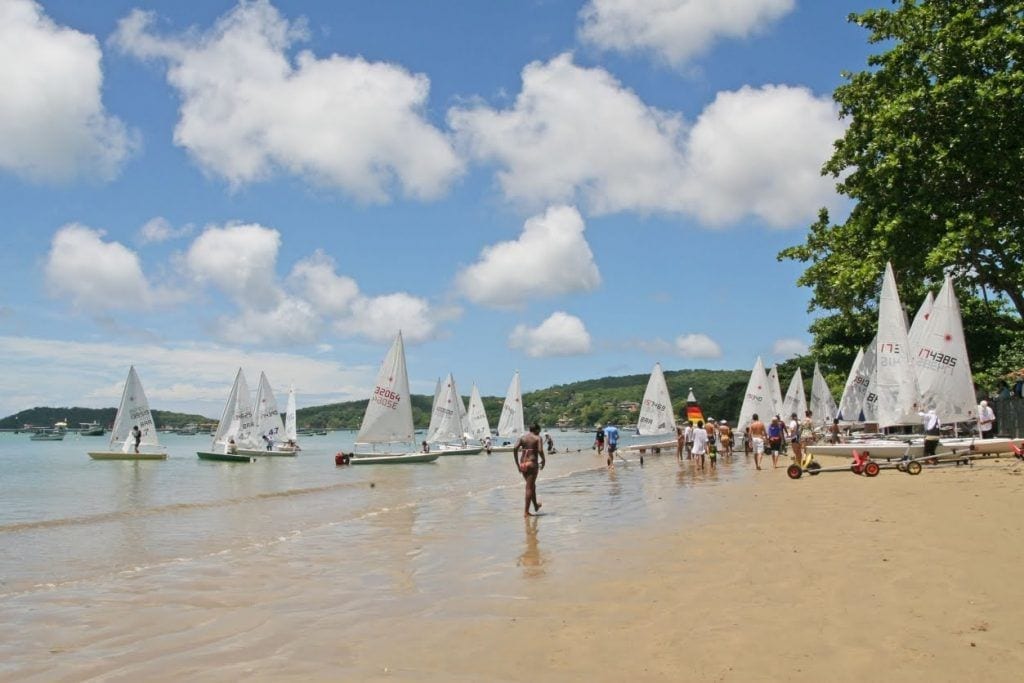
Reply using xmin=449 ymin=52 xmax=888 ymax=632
xmin=0 ymin=429 xmax=757 ymax=677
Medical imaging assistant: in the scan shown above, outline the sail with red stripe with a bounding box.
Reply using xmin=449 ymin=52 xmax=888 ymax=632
xmin=684 ymin=388 xmax=704 ymax=425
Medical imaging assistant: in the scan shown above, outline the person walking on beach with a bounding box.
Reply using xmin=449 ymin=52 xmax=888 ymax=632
xmin=691 ymin=420 xmax=708 ymax=471
xmin=676 ymin=425 xmax=685 ymax=462
xmin=514 ymin=423 xmax=545 ymax=516
xmin=767 ymin=415 xmax=784 ymax=468
xmin=828 ymin=418 xmax=841 ymax=444
xmin=594 ymin=425 xmax=605 ymax=456
xmin=748 ymin=414 xmax=767 ymax=470
xmin=684 ymin=422 xmax=694 ymax=459
xmin=131 ymin=425 xmax=142 ymax=454
xmin=604 ymin=424 xmax=620 ymax=467
xmin=718 ymin=420 xmax=733 ymax=457
xmin=918 ymin=408 xmax=941 ymax=457
xmin=788 ymin=412 xmax=803 ymax=466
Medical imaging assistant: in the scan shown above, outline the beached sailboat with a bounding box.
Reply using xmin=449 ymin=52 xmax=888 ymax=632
xmin=426 ymin=373 xmax=482 ymax=455
xmin=781 ymin=368 xmax=808 ymax=421
xmin=491 ymin=370 xmax=525 ymax=452
xmin=766 ymin=366 xmax=784 ymax=419
xmin=236 ymin=372 xmax=297 ymax=456
xmin=913 ymin=276 xmax=976 ymax=424
xmin=809 ymin=362 xmax=838 ymax=429
xmin=624 ymin=362 xmax=677 ymax=453
xmin=197 ymin=369 xmax=257 ymax=462
xmin=873 ymin=263 xmax=921 ymax=428
xmin=736 ymin=356 xmax=771 ymax=432
xmin=837 ymin=347 xmax=867 ymax=422
xmin=89 ymin=366 xmax=168 ymax=460
xmin=350 ymin=332 xmax=439 ymax=464
xmin=283 ymin=385 xmax=300 ymax=450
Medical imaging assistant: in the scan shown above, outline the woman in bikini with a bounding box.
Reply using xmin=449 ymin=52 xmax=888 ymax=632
xmin=513 ymin=424 xmax=546 ymax=516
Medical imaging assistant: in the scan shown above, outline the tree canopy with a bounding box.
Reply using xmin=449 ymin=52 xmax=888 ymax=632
xmin=780 ymin=1 xmax=1024 ymax=382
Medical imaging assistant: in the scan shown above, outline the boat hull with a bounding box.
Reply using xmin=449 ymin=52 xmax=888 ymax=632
xmin=30 ymin=434 xmax=65 ymax=441
xmin=804 ymin=441 xmax=929 ymax=459
xmin=235 ymin=448 xmax=299 ymax=457
xmin=349 ymin=452 xmax=440 ymax=464
xmin=88 ymin=451 xmax=167 ymax=461
xmin=197 ymin=451 xmax=254 ymax=463
xmin=434 ymin=445 xmax=484 ymax=456
xmin=490 ymin=445 xmax=516 ymax=453
xmin=622 ymin=438 xmax=678 ymax=453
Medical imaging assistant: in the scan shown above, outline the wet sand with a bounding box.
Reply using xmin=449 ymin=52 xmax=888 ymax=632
xmin=3 ymin=454 xmax=1024 ymax=681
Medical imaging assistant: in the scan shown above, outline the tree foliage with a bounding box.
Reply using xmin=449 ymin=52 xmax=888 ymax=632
xmin=780 ymin=1 xmax=1024 ymax=381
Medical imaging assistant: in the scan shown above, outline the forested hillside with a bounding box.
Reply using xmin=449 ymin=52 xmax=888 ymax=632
xmin=0 ymin=407 xmax=213 ymax=430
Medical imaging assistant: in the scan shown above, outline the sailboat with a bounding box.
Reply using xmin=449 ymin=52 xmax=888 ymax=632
xmin=426 ymin=373 xmax=483 ymax=455
xmin=684 ymin=388 xmax=704 ymax=425
xmin=197 ymin=368 xmax=257 ymax=462
xmin=736 ymin=356 xmax=771 ymax=432
xmin=88 ymin=366 xmax=167 ymax=460
xmin=837 ymin=347 xmax=868 ymax=422
xmin=283 ymin=385 xmax=300 ymax=451
xmin=624 ymin=362 xmax=677 ymax=454
xmin=491 ymin=370 xmax=525 ymax=452
xmin=873 ymin=263 xmax=921 ymax=428
xmin=809 ymin=362 xmax=838 ymax=428
xmin=350 ymin=332 xmax=440 ymax=464
xmin=236 ymin=372 xmax=297 ymax=456
xmin=766 ymin=366 xmax=784 ymax=419
xmin=465 ymin=383 xmax=492 ymax=450
xmin=781 ymin=368 xmax=808 ymax=421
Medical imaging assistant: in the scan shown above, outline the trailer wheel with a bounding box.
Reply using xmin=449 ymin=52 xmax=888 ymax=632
xmin=906 ymin=460 xmax=922 ymax=475
xmin=807 ymin=461 xmax=822 ymax=476
xmin=865 ymin=461 xmax=881 ymax=477
xmin=786 ymin=464 xmax=802 ymax=479
xmin=896 ymin=462 xmax=906 ymax=472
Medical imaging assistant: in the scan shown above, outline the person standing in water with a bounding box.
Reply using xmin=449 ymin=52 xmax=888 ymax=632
xmin=514 ymin=423 xmax=546 ymax=516
xmin=691 ymin=419 xmax=708 ymax=471
xmin=594 ymin=425 xmax=606 ymax=456
xmin=131 ymin=425 xmax=142 ymax=454
xmin=603 ymin=423 xmax=621 ymax=467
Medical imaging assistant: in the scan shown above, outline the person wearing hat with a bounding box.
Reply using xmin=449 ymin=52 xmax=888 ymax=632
xmin=767 ymin=415 xmax=784 ymax=468
xmin=718 ymin=419 xmax=733 ymax=457
xmin=978 ymin=400 xmax=996 ymax=439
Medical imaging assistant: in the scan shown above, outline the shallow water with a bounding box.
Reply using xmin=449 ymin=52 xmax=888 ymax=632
xmin=0 ymin=429 xmax=754 ymax=679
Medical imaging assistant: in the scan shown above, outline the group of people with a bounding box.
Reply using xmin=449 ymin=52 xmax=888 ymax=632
xmin=744 ymin=410 xmax=818 ymax=470
xmin=675 ymin=419 xmax=734 ymax=471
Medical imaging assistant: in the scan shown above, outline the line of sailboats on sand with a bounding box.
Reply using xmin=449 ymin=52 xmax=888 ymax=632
xmin=734 ymin=263 xmax=1022 ymax=459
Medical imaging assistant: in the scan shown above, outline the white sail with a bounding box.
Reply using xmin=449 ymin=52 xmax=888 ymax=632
xmin=736 ymin=356 xmax=771 ymax=431
xmin=425 ymin=377 xmax=443 ymax=441
xmin=860 ymin=337 xmax=880 ymax=423
xmin=212 ymin=368 xmax=258 ymax=450
xmin=497 ymin=370 xmax=525 ymax=439
xmin=284 ymin=385 xmax=297 ymax=441
xmin=767 ymin=365 xmax=784 ymax=418
xmin=907 ymin=290 xmax=934 ymax=355
xmin=253 ymin=371 xmax=285 ymax=444
xmin=110 ymin=366 xmax=160 ymax=452
xmin=466 ymin=384 xmax=491 ymax=440
xmin=781 ymin=367 xmax=808 ymax=420
xmin=637 ymin=362 xmax=676 ymax=436
xmin=837 ymin=348 xmax=867 ymax=421
xmin=426 ymin=373 xmax=465 ymax=443
xmin=810 ymin=362 xmax=838 ymax=426
xmin=872 ymin=262 xmax=920 ymax=427
xmin=914 ymin=275 xmax=976 ymax=423
xmin=356 ymin=333 xmax=415 ymax=444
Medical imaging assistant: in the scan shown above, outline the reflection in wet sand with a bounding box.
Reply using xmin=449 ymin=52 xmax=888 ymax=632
xmin=517 ymin=515 xmax=546 ymax=578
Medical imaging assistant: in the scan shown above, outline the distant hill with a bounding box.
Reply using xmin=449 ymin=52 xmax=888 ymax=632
xmin=1 ymin=368 xmax=755 ymax=432
xmin=0 ymin=407 xmax=214 ymax=430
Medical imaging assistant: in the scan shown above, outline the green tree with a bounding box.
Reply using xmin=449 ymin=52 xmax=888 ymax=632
xmin=781 ymin=1 xmax=1024 ymax=374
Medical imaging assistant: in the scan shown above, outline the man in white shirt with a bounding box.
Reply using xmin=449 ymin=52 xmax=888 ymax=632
xmin=978 ymin=400 xmax=996 ymax=439
xmin=690 ymin=420 xmax=708 ymax=471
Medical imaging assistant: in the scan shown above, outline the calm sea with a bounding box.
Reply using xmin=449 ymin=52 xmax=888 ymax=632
xmin=0 ymin=428 xmax=754 ymax=678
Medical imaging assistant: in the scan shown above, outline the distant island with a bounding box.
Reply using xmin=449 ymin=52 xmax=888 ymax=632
xmin=1 ymin=367 xmax=755 ymax=432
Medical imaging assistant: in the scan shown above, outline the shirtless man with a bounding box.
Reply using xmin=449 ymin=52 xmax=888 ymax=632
xmin=513 ymin=423 xmax=546 ymax=516
xmin=748 ymin=414 xmax=767 ymax=470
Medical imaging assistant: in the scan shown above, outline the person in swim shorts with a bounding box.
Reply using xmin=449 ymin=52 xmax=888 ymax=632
xmin=748 ymin=414 xmax=767 ymax=470
xmin=594 ymin=425 xmax=605 ymax=455
xmin=604 ymin=424 xmax=620 ymax=468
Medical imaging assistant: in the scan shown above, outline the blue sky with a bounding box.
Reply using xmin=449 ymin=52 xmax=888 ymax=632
xmin=0 ymin=0 xmax=878 ymax=418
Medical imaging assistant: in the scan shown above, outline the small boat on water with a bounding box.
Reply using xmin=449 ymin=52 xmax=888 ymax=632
xmin=88 ymin=366 xmax=168 ymax=460
xmin=348 ymin=333 xmax=439 ymax=465
xmin=491 ymin=371 xmax=524 ymax=453
xmin=622 ymin=362 xmax=677 ymax=457
xmin=29 ymin=429 xmax=65 ymax=441
xmin=78 ymin=421 xmax=105 ymax=436
xmin=197 ymin=369 xmax=257 ymax=464
xmin=235 ymin=372 xmax=299 ymax=457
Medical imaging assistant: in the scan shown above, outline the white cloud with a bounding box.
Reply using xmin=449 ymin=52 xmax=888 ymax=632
xmin=772 ymin=337 xmax=808 ymax=357
xmin=579 ymin=0 xmax=795 ymax=67
xmin=0 ymin=0 xmax=136 ymax=182
xmin=448 ymin=54 xmax=843 ymax=227
xmin=112 ymin=1 xmax=462 ymax=201
xmin=509 ymin=312 xmax=592 ymax=358
xmin=336 ymin=293 xmax=438 ymax=345
xmin=288 ymin=250 xmax=360 ymax=317
xmin=455 ymin=205 xmax=600 ymax=308
xmin=0 ymin=335 xmax=373 ymax=418
xmin=680 ymin=85 xmax=844 ymax=226
xmin=139 ymin=217 xmax=192 ymax=244
xmin=44 ymin=224 xmax=173 ymax=311
xmin=218 ymin=296 xmax=320 ymax=346
xmin=674 ymin=333 xmax=722 ymax=359
xmin=185 ymin=223 xmax=283 ymax=309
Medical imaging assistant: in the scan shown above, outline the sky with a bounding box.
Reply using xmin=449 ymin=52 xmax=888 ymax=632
xmin=0 ymin=0 xmax=880 ymax=419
